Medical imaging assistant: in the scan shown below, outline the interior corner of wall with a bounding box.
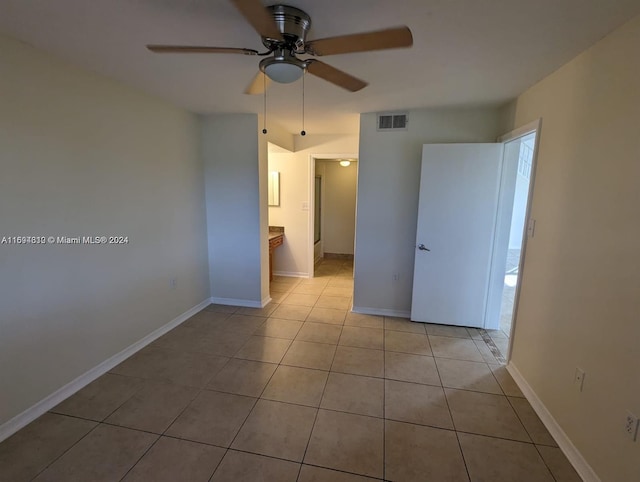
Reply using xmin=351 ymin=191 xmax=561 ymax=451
xmin=497 ymin=100 xmax=518 ymax=134
xmin=263 ymin=120 xmax=295 ymax=152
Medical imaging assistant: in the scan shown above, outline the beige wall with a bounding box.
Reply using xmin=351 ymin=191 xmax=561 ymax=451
xmin=508 ymin=15 xmax=640 ymax=482
xmin=316 ymin=160 xmax=358 ymax=255
xmin=0 ymin=35 xmax=210 ymax=428
xmin=268 ymin=134 xmax=359 ymax=277
xmin=202 ymin=114 xmax=265 ymax=306
xmin=354 ymin=107 xmax=504 ymax=316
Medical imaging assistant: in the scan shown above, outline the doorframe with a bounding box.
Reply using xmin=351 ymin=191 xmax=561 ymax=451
xmin=495 ymin=118 xmax=543 ymax=362
xmin=314 ymin=174 xmax=324 ymax=262
xmin=307 ymin=153 xmax=359 ymax=278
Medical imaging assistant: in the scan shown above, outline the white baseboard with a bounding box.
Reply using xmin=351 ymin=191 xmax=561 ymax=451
xmin=261 ymin=296 xmax=273 ymax=308
xmin=351 ymin=306 xmax=411 ymax=319
xmin=273 ymin=271 xmax=309 ymax=278
xmin=210 ymin=296 xmax=263 ymax=308
xmin=506 ymin=362 xmax=600 ymax=482
xmin=0 ymin=298 xmax=211 ymax=443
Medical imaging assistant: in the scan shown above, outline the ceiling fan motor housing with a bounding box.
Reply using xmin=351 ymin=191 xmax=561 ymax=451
xmin=147 ymin=0 xmax=411 ymax=92
xmin=259 ymin=5 xmax=312 ymax=83
xmin=263 ymin=5 xmax=311 ymax=52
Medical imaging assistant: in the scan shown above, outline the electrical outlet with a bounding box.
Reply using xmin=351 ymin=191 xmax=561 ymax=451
xmin=625 ymin=412 xmax=639 ymax=441
xmin=574 ymin=368 xmax=585 ymax=392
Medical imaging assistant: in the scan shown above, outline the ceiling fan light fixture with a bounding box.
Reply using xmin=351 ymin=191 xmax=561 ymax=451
xmin=263 ymin=61 xmax=304 ymax=83
xmin=259 ymin=52 xmax=306 ymax=84
xmin=148 ymin=1 xmax=413 ymax=93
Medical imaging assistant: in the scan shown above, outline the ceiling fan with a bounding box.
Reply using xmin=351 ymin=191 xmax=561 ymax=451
xmin=147 ymin=0 xmax=413 ymax=94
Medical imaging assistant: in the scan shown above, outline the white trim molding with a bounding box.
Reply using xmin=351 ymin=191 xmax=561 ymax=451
xmin=507 ymin=362 xmax=601 ymax=482
xmin=273 ymin=271 xmax=309 ymax=278
xmin=496 ymin=118 xmax=543 ymax=363
xmin=0 ymin=298 xmax=211 ymax=443
xmin=210 ymin=297 xmax=263 ymax=308
xmin=351 ymin=306 xmax=411 ymax=319
xmin=498 ymin=118 xmax=542 ymax=143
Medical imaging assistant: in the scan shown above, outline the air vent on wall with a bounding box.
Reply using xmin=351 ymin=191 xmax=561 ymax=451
xmin=377 ymin=112 xmax=408 ymax=131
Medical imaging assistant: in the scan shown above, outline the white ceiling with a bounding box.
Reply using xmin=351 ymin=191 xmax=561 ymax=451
xmin=2 ymin=0 xmax=639 ymax=134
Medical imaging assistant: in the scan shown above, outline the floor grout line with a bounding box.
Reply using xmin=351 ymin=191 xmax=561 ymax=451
xmin=27 ymin=420 xmax=101 ymax=482
xmin=382 ymin=322 xmax=387 ymax=480
xmin=11 ymin=258 xmax=566 ymax=481
xmin=212 ymin=343 xmax=284 ymax=479
xmin=435 ymin=357 xmax=472 ymax=482
xmin=295 ymin=325 xmax=343 ymax=481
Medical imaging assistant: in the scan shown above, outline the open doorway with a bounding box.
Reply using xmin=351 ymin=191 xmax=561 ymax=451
xmin=310 ymin=157 xmax=358 ymax=279
xmin=485 ymin=122 xmax=540 ymax=360
xmin=265 ymin=140 xmax=359 ymax=308
xmin=498 ymin=133 xmax=536 ymax=336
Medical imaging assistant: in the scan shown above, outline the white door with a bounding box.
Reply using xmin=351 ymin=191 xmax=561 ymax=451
xmin=411 ymin=143 xmax=504 ymax=327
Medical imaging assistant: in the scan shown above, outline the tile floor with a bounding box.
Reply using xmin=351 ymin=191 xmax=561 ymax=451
xmin=0 ymin=258 xmax=582 ymax=481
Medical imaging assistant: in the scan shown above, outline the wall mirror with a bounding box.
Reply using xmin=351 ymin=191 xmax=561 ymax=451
xmin=268 ymin=171 xmax=280 ymax=206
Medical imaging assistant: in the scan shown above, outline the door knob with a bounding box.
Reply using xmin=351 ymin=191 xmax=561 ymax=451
xmin=418 ymin=244 xmax=430 ymax=251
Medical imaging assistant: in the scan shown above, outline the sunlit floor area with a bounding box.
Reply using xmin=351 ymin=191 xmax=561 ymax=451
xmin=499 ymin=249 xmax=522 ymax=338
xmin=0 ymin=257 xmax=580 ymax=481
xmin=481 ymin=249 xmax=522 ymax=360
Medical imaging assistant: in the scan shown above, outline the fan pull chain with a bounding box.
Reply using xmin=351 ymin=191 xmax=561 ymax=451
xmin=262 ymin=73 xmax=268 ymax=135
xmin=300 ymin=71 xmax=306 ymax=136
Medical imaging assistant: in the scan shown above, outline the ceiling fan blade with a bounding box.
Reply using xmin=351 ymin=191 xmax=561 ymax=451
xmin=230 ymin=0 xmax=283 ymax=41
xmin=244 ymin=71 xmax=272 ymax=95
xmin=306 ymin=26 xmax=413 ymax=56
xmin=147 ymin=45 xmax=258 ymax=55
xmin=306 ymin=60 xmax=368 ymax=92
